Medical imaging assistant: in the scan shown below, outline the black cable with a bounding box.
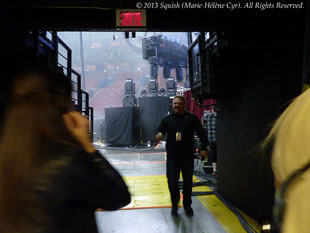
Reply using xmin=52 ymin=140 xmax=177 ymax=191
xmin=213 ymin=189 xmax=259 ymax=233
xmin=194 ymin=169 xmax=216 ymax=186
xmin=193 ymin=164 xmax=258 ymax=233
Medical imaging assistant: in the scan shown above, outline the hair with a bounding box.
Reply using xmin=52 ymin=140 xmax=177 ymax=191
xmin=262 ymin=89 xmax=310 ymax=233
xmin=0 ymin=67 xmax=82 ymax=232
xmin=173 ymin=95 xmax=185 ymax=104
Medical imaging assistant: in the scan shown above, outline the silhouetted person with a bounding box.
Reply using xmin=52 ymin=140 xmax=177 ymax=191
xmin=156 ymin=96 xmax=208 ymax=217
xmin=0 ymin=67 xmax=130 ymax=233
xmin=203 ymin=108 xmax=217 ymax=176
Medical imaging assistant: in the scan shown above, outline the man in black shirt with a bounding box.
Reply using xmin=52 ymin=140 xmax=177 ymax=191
xmin=156 ymin=96 xmax=208 ymax=217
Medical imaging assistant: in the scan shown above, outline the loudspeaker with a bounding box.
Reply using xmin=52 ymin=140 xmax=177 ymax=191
xmin=175 ymin=67 xmax=183 ymax=82
xmin=150 ymin=64 xmax=158 ymax=79
xmin=163 ymin=65 xmax=171 ymax=78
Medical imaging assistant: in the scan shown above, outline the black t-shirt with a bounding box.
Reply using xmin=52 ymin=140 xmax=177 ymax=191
xmin=157 ymin=111 xmax=208 ymax=156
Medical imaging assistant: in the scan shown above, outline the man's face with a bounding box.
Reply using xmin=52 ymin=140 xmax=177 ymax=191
xmin=173 ymin=98 xmax=185 ymax=115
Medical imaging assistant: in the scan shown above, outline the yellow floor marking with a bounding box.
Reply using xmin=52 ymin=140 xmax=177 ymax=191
xmin=99 ymin=173 xmax=260 ymax=233
xmin=111 ymin=161 xmax=166 ymax=165
xmin=106 ymin=152 xmax=165 ymax=156
xmin=121 ymin=175 xmax=183 ymax=209
xmin=193 ymin=176 xmax=261 ymax=233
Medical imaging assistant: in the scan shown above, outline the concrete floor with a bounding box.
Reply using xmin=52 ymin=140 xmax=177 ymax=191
xmin=95 ymin=145 xmax=228 ymax=233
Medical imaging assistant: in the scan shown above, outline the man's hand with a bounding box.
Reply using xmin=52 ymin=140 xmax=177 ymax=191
xmin=200 ymin=150 xmax=208 ymax=160
xmin=155 ymin=132 xmax=164 ymax=141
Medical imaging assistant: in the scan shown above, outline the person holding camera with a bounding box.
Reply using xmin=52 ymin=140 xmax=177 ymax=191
xmin=0 ymin=67 xmax=131 ymax=233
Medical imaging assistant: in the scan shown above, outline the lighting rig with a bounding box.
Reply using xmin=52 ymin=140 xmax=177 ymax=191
xmin=142 ymin=35 xmax=188 ymax=94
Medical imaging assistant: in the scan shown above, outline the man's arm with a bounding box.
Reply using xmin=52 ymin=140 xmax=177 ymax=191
xmin=156 ymin=117 xmax=167 ymax=141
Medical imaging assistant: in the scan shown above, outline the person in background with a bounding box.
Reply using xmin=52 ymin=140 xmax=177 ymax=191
xmin=0 ymin=67 xmax=131 ymax=233
xmin=155 ymin=96 xmax=208 ymax=217
xmin=262 ymin=89 xmax=310 ymax=233
xmin=203 ymin=108 xmax=217 ymax=176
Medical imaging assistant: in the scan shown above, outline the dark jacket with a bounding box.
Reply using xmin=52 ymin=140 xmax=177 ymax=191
xmin=33 ymin=149 xmax=131 ymax=233
xmin=157 ymin=111 xmax=208 ymax=156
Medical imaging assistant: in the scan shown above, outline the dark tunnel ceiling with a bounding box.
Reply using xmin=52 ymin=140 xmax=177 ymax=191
xmin=0 ymin=0 xmax=307 ymax=32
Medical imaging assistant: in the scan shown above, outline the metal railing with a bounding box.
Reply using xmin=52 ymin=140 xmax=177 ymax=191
xmin=26 ymin=31 xmax=94 ymax=141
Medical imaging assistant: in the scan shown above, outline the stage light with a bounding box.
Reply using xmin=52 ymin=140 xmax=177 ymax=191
xmin=148 ymin=78 xmax=158 ymax=96
xmin=166 ymin=77 xmax=177 ymax=97
xmin=158 ymin=88 xmax=166 ymax=96
xmin=140 ymin=88 xmax=147 ymax=97
xmin=124 ymin=79 xmax=135 ymax=96
xmin=123 ymin=79 xmax=137 ymax=107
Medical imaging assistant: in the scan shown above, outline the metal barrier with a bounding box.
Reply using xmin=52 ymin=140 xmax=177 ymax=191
xmin=71 ymin=70 xmax=82 ymax=112
xmin=26 ymin=31 xmax=94 ymax=141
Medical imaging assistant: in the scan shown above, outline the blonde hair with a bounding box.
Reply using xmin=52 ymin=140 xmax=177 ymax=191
xmin=263 ymin=89 xmax=310 ymax=233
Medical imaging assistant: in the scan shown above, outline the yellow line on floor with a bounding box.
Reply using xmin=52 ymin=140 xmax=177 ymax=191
xmin=108 ymin=174 xmax=261 ymax=233
xmin=111 ymin=161 xmax=166 ymax=165
xmin=193 ymin=176 xmax=261 ymax=233
xmin=105 ymin=152 xmax=165 ymax=156
xmin=118 ymin=175 xmax=183 ymax=209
